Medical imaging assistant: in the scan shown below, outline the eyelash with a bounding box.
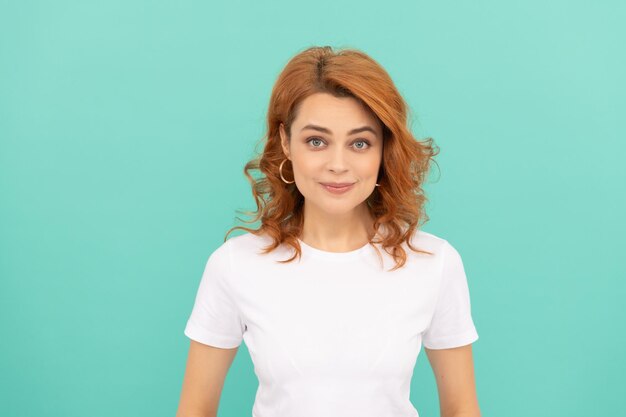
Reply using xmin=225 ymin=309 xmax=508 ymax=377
xmin=305 ymin=137 xmax=372 ymax=150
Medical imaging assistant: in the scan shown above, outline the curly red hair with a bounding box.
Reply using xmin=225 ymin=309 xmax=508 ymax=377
xmin=225 ymin=45 xmax=439 ymax=271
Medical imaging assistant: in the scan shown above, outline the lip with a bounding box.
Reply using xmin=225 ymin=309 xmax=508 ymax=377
xmin=320 ymin=182 xmax=355 ymax=187
xmin=319 ymin=182 xmax=355 ymax=194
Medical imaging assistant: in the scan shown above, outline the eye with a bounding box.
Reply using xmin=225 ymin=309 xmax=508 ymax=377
xmin=353 ymin=140 xmax=371 ymax=150
xmin=305 ymin=137 xmax=325 ymax=148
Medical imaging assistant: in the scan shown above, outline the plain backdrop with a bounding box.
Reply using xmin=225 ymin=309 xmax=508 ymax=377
xmin=1 ymin=1 xmax=625 ymax=416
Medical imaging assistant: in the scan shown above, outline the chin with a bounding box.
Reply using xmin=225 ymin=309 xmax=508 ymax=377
xmin=318 ymin=200 xmax=362 ymax=215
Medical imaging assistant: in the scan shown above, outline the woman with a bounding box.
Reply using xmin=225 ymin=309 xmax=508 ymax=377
xmin=177 ymin=46 xmax=481 ymax=417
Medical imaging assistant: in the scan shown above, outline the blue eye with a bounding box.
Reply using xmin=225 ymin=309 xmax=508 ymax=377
xmin=307 ymin=137 xmax=324 ymax=147
xmin=305 ymin=137 xmax=371 ymax=150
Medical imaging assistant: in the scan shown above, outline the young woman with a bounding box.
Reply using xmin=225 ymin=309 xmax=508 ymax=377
xmin=177 ymin=46 xmax=481 ymax=417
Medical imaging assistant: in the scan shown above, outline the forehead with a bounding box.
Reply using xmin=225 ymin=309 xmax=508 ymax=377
xmin=293 ymin=93 xmax=381 ymax=132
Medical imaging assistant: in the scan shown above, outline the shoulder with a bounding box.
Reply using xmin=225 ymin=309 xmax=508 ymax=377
xmin=409 ymin=230 xmax=470 ymax=282
xmin=222 ymin=231 xmax=284 ymax=258
xmin=201 ymin=232 xmax=273 ymax=276
xmin=405 ymin=229 xmax=466 ymax=273
xmin=408 ymin=228 xmax=450 ymax=255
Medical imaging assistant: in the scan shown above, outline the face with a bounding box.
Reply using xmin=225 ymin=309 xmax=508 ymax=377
xmin=279 ymin=92 xmax=384 ymax=217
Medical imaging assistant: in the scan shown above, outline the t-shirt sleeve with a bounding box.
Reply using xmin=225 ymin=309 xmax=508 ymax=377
xmin=184 ymin=241 xmax=245 ymax=349
xmin=421 ymin=240 xmax=479 ymax=350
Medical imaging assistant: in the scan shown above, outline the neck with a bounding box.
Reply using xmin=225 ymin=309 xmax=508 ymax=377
xmin=300 ymin=201 xmax=377 ymax=252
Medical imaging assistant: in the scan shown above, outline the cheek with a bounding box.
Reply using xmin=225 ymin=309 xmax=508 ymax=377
xmin=292 ymin=155 xmax=323 ymax=177
xmin=355 ymin=156 xmax=381 ymax=176
xmin=291 ymin=163 xmax=316 ymax=188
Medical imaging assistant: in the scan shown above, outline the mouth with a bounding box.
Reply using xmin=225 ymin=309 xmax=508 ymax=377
xmin=319 ymin=182 xmax=355 ymax=194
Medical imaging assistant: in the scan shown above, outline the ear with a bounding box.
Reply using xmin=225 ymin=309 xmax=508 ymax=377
xmin=279 ymin=123 xmax=291 ymax=160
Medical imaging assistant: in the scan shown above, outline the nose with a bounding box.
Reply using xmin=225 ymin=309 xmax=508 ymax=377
xmin=326 ymin=147 xmax=349 ymax=174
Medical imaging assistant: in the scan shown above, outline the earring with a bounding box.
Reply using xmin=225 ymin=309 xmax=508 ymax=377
xmin=375 ymin=183 xmax=380 ymax=187
xmin=279 ymin=159 xmax=295 ymax=184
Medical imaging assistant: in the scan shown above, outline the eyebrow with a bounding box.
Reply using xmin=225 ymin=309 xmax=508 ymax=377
xmin=300 ymin=124 xmax=377 ymax=136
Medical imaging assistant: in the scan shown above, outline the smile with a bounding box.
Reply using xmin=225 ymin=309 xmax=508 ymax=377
xmin=320 ymin=183 xmax=355 ymax=194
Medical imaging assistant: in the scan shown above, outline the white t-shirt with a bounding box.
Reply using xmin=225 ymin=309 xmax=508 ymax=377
xmin=184 ymin=229 xmax=479 ymax=417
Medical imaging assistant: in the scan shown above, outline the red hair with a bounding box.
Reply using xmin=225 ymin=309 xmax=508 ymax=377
xmin=225 ymin=45 xmax=439 ymax=271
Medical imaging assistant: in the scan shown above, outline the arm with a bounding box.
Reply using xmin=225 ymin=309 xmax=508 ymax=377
xmin=176 ymin=340 xmax=239 ymax=417
xmin=424 ymin=343 xmax=481 ymax=417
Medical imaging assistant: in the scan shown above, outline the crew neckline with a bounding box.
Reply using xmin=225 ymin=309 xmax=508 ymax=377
xmin=297 ymin=237 xmax=372 ymax=260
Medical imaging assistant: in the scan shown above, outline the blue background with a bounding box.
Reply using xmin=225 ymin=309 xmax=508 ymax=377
xmin=1 ymin=1 xmax=624 ymax=416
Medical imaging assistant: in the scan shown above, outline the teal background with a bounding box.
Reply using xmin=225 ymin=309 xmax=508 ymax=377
xmin=1 ymin=1 xmax=624 ymax=416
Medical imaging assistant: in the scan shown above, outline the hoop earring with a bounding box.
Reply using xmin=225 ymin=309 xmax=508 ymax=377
xmin=279 ymin=159 xmax=295 ymax=184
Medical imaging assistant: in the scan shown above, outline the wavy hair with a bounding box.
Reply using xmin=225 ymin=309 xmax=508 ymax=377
xmin=225 ymin=45 xmax=440 ymax=271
